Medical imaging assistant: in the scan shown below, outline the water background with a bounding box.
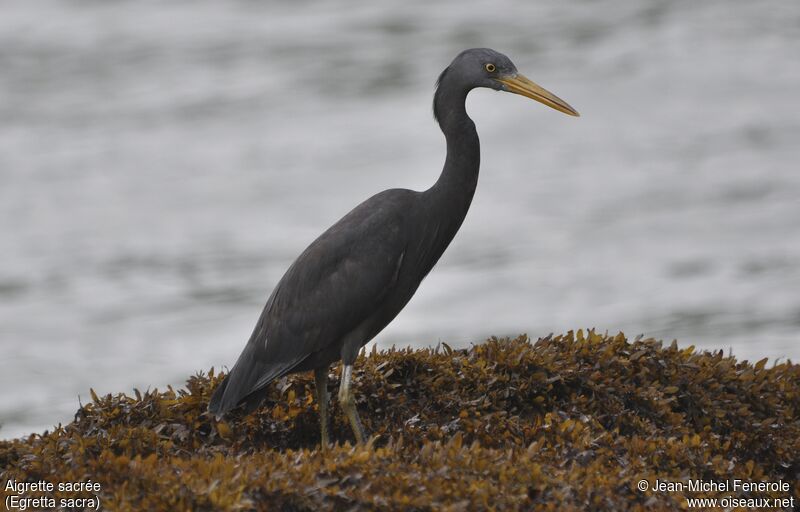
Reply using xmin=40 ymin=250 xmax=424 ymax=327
xmin=1 ymin=0 xmax=799 ymax=438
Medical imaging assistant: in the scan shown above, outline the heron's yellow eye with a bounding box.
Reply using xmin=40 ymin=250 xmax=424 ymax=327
xmin=485 ymin=63 xmax=496 ymax=73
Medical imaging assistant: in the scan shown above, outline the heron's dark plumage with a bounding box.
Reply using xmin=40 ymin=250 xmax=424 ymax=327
xmin=208 ymin=48 xmax=577 ymax=442
xmin=210 ymin=189 xmax=417 ymax=414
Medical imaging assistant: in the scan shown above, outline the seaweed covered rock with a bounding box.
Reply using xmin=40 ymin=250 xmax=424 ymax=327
xmin=1 ymin=331 xmax=798 ymax=510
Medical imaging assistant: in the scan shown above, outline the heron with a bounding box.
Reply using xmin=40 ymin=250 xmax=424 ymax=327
xmin=208 ymin=48 xmax=578 ymax=446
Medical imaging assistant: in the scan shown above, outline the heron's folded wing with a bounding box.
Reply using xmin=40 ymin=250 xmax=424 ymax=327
xmin=210 ymin=190 xmax=412 ymax=414
xmin=262 ymin=190 xmax=411 ymax=361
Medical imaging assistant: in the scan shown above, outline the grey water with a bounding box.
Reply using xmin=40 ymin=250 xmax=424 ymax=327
xmin=1 ymin=0 xmax=799 ymax=439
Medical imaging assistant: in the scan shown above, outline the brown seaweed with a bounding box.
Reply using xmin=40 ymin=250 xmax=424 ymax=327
xmin=1 ymin=331 xmax=798 ymax=510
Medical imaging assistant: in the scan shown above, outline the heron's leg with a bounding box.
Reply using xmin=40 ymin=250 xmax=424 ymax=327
xmin=314 ymin=367 xmax=330 ymax=448
xmin=338 ymin=363 xmax=366 ymax=444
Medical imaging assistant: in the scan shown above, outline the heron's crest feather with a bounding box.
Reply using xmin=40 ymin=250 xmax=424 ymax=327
xmin=432 ymin=65 xmax=451 ymax=124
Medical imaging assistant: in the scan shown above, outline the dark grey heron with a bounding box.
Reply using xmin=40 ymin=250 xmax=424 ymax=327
xmin=208 ymin=48 xmax=578 ymax=446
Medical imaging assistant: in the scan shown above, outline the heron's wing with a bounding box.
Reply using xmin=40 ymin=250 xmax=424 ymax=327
xmin=209 ymin=189 xmax=412 ymax=415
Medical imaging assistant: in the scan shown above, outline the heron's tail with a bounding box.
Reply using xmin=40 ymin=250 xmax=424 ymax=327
xmin=207 ymin=341 xmax=303 ymax=418
xmin=208 ymin=374 xmax=232 ymax=418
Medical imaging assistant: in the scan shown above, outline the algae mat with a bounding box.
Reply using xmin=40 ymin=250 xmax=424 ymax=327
xmin=1 ymin=332 xmax=798 ymax=510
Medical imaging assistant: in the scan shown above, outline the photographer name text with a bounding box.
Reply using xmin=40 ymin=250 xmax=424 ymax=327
xmin=650 ymin=478 xmax=790 ymax=493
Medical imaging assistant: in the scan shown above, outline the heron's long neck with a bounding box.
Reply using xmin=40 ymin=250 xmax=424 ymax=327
xmin=428 ymin=87 xmax=480 ymax=221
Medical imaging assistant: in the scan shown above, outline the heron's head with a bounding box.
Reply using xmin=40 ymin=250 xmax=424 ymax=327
xmin=439 ymin=48 xmax=579 ymax=117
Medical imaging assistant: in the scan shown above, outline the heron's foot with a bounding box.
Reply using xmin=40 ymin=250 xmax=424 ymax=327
xmin=343 ymin=400 xmax=367 ymax=444
xmin=338 ymin=363 xmax=367 ymax=444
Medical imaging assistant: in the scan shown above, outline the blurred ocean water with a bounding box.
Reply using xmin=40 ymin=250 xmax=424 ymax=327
xmin=1 ymin=0 xmax=798 ymax=438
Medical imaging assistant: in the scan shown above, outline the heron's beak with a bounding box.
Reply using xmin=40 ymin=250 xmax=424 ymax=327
xmin=496 ymin=74 xmax=579 ymax=117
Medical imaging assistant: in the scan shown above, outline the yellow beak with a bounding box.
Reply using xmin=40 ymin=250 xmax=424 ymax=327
xmin=496 ymin=74 xmax=579 ymax=117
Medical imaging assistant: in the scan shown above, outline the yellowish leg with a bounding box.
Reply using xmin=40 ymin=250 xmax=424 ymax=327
xmin=338 ymin=364 xmax=366 ymax=444
xmin=314 ymin=367 xmax=330 ymax=448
